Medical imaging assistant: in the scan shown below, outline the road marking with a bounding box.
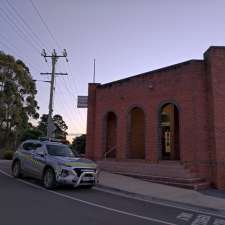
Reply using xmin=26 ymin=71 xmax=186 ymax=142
xmin=2 ymin=168 xmax=225 ymax=223
xmin=177 ymin=212 xmax=225 ymax=225
xmin=213 ymin=219 xmax=225 ymax=225
xmin=0 ymin=169 xmax=175 ymax=225
xmin=177 ymin=212 xmax=193 ymax=221
xmin=94 ymin=187 xmax=225 ymax=219
xmin=191 ymin=214 xmax=211 ymax=225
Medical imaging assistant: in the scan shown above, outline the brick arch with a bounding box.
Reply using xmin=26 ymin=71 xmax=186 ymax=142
xmin=127 ymin=106 xmax=146 ymax=159
xmin=102 ymin=111 xmax=118 ymax=158
xmin=157 ymin=101 xmax=181 ymax=160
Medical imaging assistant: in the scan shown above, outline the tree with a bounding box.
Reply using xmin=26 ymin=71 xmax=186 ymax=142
xmin=20 ymin=127 xmax=43 ymax=142
xmin=53 ymin=114 xmax=68 ymax=140
xmin=71 ymin=134 xmax=86 ymax=154
xmin=37 ymin=114 xmax=68 ymax=140
xmin=37 ymin=114 xmax=48 ymax=136
xmin=0 ymin=52 xmax=39 ymax=149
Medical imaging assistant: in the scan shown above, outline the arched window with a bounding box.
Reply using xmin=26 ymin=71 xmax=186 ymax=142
xmin=128 ymin=107 xmax=145 ymax=159
xmin=160 ymin=103 xmax=180 ymax=160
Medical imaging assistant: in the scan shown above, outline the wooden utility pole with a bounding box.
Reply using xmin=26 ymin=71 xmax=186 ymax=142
xmin=41 ymin=49 xmax=68 ymax=139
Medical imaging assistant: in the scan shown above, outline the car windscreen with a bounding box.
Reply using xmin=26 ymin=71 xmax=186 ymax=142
xmin=46 ymin=145 xmax=77 ymax=157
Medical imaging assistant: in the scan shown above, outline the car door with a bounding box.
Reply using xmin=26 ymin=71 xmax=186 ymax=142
xmin=20 ymin=141 xmax=35 ymax=174
xmin=31 ymin=143 xmax=46 ymax=179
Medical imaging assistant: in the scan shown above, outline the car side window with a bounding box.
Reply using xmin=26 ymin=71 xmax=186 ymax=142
xmin=22 ymin=142 xmax=42 ymax=151
xmin=23 ymin=142 xmax=34 ymax=151
xmin=33 ymin=143 xmax=42 ymax=150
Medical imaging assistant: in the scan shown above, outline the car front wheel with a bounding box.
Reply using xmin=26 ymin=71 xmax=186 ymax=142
xmin=43 ymin=168 xmax=56 ymax=189
xmin=12 ymin=161 xmax=22 ymax=178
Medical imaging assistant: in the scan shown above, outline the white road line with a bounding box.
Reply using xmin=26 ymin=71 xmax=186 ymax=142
xmin=2 ymin=168 xmax=225 ymax=220
xmin=0 ymin=169 xmax=175 ymax=225
xmin=94 ymin=187 xmax=225 ymax=219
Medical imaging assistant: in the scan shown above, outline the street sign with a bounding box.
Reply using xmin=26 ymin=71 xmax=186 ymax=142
xmin=77 ymin=96 xmax=88 ymax=108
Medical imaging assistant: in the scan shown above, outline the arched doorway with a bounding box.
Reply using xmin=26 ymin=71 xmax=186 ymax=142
xmin=105 ymin=112 xmax=117 ymax=158
xmin=160 ymin=103 xmax=180 ymax=160
xmin=128 ymin=107 xmax=145 ymax=159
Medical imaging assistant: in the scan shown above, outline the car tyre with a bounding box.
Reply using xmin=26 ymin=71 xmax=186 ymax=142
xmin=43 ymin=168 xmax=56 ymax=189
xmin=12 ymin=161 xmax=22 ymax=178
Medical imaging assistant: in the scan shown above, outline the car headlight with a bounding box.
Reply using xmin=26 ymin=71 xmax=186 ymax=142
xmin=60 ymin=169 xmax=75 ymax=177
xmin=61 ymin=169 xmax=70 ymax=177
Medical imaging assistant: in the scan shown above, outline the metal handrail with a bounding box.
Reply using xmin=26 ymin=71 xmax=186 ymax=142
xmin=104 ymin=146 xmax=116 ymax=159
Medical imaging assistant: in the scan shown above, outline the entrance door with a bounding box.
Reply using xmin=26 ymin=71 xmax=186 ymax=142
xmin=160 ymin=103 xmax=179 ymax=160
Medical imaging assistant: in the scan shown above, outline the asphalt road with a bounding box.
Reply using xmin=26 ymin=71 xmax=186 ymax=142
xmin=1 ymin=161 xmax=225 ymax=225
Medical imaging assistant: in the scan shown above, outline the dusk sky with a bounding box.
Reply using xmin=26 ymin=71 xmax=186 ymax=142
xmin=0 ymin=0 xmax=224 ymax=141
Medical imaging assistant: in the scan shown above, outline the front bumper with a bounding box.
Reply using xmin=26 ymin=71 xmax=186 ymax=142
xmin=57 ymin=169 xmax=97 ymax=187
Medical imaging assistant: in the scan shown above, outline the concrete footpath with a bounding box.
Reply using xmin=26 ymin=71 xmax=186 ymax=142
xmin=98 ymin=170 xmax=225 ymax=213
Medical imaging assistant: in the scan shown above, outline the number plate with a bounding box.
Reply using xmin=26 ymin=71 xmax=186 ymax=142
xmin=82 ymin=177 xmax=95 ymax=181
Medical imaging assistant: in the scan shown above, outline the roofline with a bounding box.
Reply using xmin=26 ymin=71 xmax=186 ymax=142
xmin=99 ymin=59 xmax=202 ymax=88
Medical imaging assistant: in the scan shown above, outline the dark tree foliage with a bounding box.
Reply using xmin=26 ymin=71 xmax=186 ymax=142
xmin=20 ymin=128 xmax=43 ymax=142
xmin=37 ymin=114 xmax=68 ymax=140
xmin=71 ymin=134 xmax=86 ymax=154
xmin=0 ymin=52 xmax=39 ymax=150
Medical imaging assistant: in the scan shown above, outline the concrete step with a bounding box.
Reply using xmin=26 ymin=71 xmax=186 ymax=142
xmin=113 ymin=172 xmax=205 ymax=184
xmin=98 ymin=159 xmax=209 ymax=190
xmin=111 ymin=172 xmax=209 ymax=190
xmin=98 ymin=160 xmax=197 ymax=179
xmin=141 ymin=179 xmax=210 ymax=190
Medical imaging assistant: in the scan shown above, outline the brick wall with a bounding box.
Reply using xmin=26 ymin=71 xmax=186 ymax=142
xmin=86 ymin=47 xmax=225 ymax=189
xmin=204 ymin=47 xmax=225 ymax=189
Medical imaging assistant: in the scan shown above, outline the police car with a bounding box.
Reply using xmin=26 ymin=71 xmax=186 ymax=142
xmin=11 ymin=139 xmax=98 ymax=189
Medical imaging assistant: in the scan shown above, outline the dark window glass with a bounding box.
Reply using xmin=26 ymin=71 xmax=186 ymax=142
xmin=23 ymin=143 xmax=42 ymax=151
xmin=23 ymin=143 xmax=34 ymax=151
xmin=46 ymin=145 xmax=77 ymax=157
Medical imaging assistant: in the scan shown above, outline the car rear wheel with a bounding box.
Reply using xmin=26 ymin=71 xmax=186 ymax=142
xmin=12 ymin=161 xmax=22 ymax=178
xmin=43 ymin=168 xmax=56 ymax=189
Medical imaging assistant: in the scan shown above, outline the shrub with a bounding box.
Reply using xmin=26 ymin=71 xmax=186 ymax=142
xmin=3 ymin=150 xmax=14 ymax=160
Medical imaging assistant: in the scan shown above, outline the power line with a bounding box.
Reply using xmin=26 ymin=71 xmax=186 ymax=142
xmin=55 ymin=84 xmax=82 ymax=133
xmin=0 ymin=40 xmax=50 ymax=108
xmin=29 ymin=0 xmax=61 ymax=49
xmin=55 ymin=80 xmax=85 ymax=130
xmin=60 ymin=75 xmax=86 ymax=124
xmin=58 ymin=60 xmax=86 ymax=123
xmin=0 ymin=1 xmax=87 ymax=138
xmin=41 ymin=49 xmax=69 ymax=138
xmin=0 ymin=6 xmax=41 ymax=54
xmin=28 ymin=0 xmax=86 ymax=130
xmin=28 ymin=0 xmax=82 ymax=97
xmin=4 ymin=0 xmax=48 ymax=50
xmin=43 ymin=55 xmax=83 ymax=131
xmin=0 ymin=38 xmax=40 ymax=74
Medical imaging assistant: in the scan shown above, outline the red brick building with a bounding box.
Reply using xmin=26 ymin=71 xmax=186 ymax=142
xmin=86 ymin=46 xmax=225 ymax=189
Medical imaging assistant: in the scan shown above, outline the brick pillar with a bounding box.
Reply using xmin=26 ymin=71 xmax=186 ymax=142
xmin=85 ymin=83 xmax=100 ymax=159
xmin=204 ymin=47 xmax=225 ymax=189
xmin=146 ymin=108 xmax=158 ymax=162
xmin=116 ymin=112 xmax=127 ymax=160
